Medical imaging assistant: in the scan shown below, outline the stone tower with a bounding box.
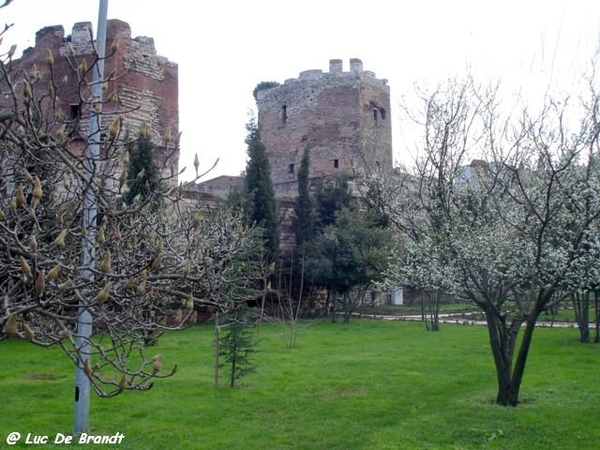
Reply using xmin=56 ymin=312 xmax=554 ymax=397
xmin=256 ymin=58 xmax=392 ymax=194
xmin=10 ymin=19 xmax=179 ymax=180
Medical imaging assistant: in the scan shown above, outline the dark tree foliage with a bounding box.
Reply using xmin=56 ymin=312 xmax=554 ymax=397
xmin=307 ymin=208 xmax=390 ymax=293
xmin=243 ymin=119 xmax=278 ymax=261
xmin=292 ymin=148 xmax=314 ymax=246
xmin=313 ymin=175 xmax=353 ymax=230
xmin=303 ymin=176 xmax=388 ymax=322
xmin=306 ymin=207 xmax=392 ymax=322
xmin=252 ymin=81 xmax=280 ymax=102
xmin=123 ymin=130 xmax=163 ymax=210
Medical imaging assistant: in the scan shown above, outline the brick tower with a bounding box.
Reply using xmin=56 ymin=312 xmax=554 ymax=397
xmin=255 ymin=58 xmax=392 ymax=194
xmin=9 ymin=19 xmax=179 ymax=180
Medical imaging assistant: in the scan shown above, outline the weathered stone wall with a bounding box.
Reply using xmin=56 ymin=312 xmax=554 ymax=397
xmin=256 ymin=58 xmax=392 ymax=187
xmin=13 ymin=19 xmax=179 ymax=179
xmin=276 ymin=198 xmax=296 ymax=252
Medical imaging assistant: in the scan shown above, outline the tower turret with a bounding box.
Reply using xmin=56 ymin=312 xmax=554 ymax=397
xmin=256 ymin=58 xmax=392 ymax=194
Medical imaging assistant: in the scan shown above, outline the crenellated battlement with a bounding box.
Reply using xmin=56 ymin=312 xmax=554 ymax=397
xmin=30 ymin=19 xmax=165 ymax=62
xmin=278 ymin=58 xmax=388 ymax=88
xmin=14 ymin=18 xmax=179 ymax=187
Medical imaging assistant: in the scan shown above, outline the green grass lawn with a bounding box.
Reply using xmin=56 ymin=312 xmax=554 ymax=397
xmin=1 ymin=319 xmax=599 ymax=449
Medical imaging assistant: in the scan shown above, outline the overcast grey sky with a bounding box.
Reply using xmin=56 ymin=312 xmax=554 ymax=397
xmin=3 ymin=0 xmax=600 ymax=181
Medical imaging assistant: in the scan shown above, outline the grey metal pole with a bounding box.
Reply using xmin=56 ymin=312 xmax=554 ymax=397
xmin=74 ymin=0 xmax=108 ymax=435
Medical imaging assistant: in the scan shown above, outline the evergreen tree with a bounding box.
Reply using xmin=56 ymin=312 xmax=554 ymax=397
xmin=292 ymin=148 xmax=314 ymax=246
xmin=123 ymin=127 xmax=162 ymax=210
xmin=243 ymin=118 xmax=278 ymax=260
xmin=218 ymin=304 xmax=257 ymax=388
xmin=306 ymin=208 xmax=392 ymax=322
xmin=313 ymin=175 xmax=353 ymax=230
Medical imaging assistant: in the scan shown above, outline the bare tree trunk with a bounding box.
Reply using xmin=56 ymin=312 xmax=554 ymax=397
xmin=423 ymin=291 xmax=441 ymax=331
xmin=289 ymin=250 xmax=306 ymax=348
xmin=485 ymin=312 xmax=513 ymax=406
xmin=594 ymin=289 xmax=600 ymax=344
xmin=485 ymin=299 xmax=544 ymax=407
xmin=343 ymin=292 xmax=351 ymax=323
xmin=358 ymin=293 xmax=365 ymax=318
xmin=289 ymin=327 xmax=298 ymax=349
xmin=230 ymin=345 xmax=237 ymax=388
xmin=572 ymin=291 xmax=590 ymax=343
xmin=507 ymin=315 xmax=539 ymax=406
xmin=213 ymin=312 xmax=220 ymax=389
xmin=258 ymin=290 xmax=267 ymax=333
xmin=327 ymin=290 xmax=336 ymax=323
xmin=485 ymin=311 xmax=524 ymax=405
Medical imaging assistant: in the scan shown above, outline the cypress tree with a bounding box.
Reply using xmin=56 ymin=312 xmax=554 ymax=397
xmin=292 ymin=147 xmax=314 ymax=246
xmin=243 ymin=118 xmax=278 ymax=261
xmin=124 ymin=127 xmax=162 ymax=210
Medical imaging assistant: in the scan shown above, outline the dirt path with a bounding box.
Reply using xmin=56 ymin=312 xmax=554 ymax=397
xmin=359 ymin=312 xmax=590 ymax=328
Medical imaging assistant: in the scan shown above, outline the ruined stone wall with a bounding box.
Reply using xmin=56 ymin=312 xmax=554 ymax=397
xmin=256 ymin=58 xmax=392 ymax=187
xmin=13 ymin=19 xmax=179 ymax=181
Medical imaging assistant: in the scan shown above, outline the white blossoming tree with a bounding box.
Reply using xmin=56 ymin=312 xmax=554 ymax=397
xmin=374 ymin=75 xmax=600 ymax=406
